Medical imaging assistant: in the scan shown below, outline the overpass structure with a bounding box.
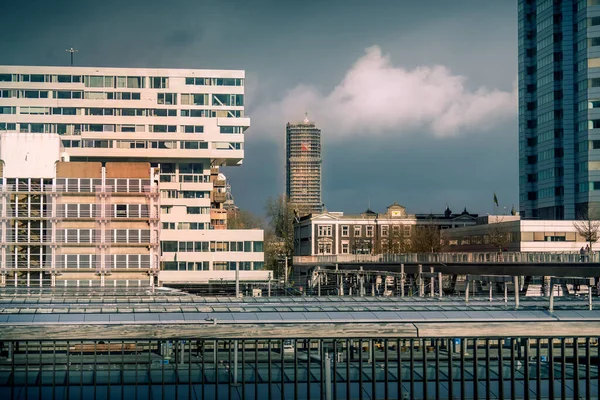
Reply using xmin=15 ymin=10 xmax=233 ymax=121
xmin=0 ymin=289 xmax=598 ymax=399
xmin=292 ymin=252 xmax=600 ymax=302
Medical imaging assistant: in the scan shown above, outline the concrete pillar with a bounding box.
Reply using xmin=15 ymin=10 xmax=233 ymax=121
xmin=514 ymin=276 xmax=520 ymax=309
xmin=235 ymin=263 xmax=239 ymax=298
xmin=100 ymin=272 xmax=105 ymax=287
xmin=400 ymin=264 xmax=405 ymax=298
xmin=39 ymin=272 xmax=42 ymax=287
xmin=504 ymin=282 xmax=508 ymax=304
xmin=549 ymin=283 xmax=555 ymax=312
xmin=465 ymin=279 xmax=469 ymax=303
xmin=51 ymin=273 xmax=55 ymax=287
xmin=325 ymin=351 xmax=332 ymax=400
xmin=438 ymin=272 xmax=443 ymax=298
xmin=418 ymin=265 xmax=424 ymax=297
xmin=372 ymin=283 xmax=375 ymax=297
xmin=489 ymin=282 xmax=493 ymax=302
xmin=26 ymin=272 xmax=30 ymax=288
xmin=431 ymin=276 xmax=435 ymax=297
xmin=233 ymin=340 xmax=239 ymax=385
xmin=359 ymin=267 xmax=363 ymax=297
xmin=1 ymin=274 xmax=5 ymax=287
xmin=14 ymin=272 xmax=17 ymax=287
xmin=589 ymin=286 xmax=593 ymax=310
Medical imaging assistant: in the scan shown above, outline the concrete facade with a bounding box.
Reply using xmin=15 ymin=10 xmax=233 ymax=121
xmin=0 ymin=66 xmax=267 ymax=288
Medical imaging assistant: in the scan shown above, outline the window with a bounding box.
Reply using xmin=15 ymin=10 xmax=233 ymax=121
xmin=317 ymin=225 xmax=332 ymax=236
xmin=157 ymin=93 xmax=176 ymax=105
xmin=151 ymin=77 xmax=168 ymax=89
xmin=183 ymin=125 xmax=204 ymax=133
xmin=354 ymin=226 xmax=361 ymax=236
xmin=341 ymin=225 xmax=349 ymax=237
xmin=161 ymin=241 xmax=177 ymax=252
xmin=381 ymin=225 xmax=389 ymax=236
xmin=115 ymin=205 xmax=127 ymax=217
xmin=341 ymin=242 xmax=349 ymax=254
xmin=212 ymin=94 xmax=244 ymax=106
xmin=160 ymin=206 xmax=172 ymax=214
xmin=220 ymin=126 xmax=244 ymax=134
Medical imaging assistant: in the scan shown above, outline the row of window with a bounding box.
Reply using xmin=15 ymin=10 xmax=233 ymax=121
xmin=57 ymin=254 xmax=151 ymax=269
xmin=62 ymin=139 xmax=242 ymax=151
xmin=317 ymin=224 xmax=412 ymax=238
xmin=162 ymin=261 xmax=262 ymax=271
xmin=0 ymin=73 xmax=245 ymax=87
xmin=61 ymin=229 xmax=151 ymax=244
xmin=160 ymin=206 xmax=210 ymax=215
xmin=161 ymin=241 xmax=263 ymax=253
xmin=161 ymin=222 xmax=209 ymax=230
xmin=160 ymin=190 xmax=209 ymax=199
xmin=0 ymin=122 xmax=242 ymax=135
xmin=185 ymin=77 xmax=244 ymax=86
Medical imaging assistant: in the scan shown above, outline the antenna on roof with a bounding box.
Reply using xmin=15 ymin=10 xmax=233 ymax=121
xmin=303 ymin=112 xmax=309 ymax=123
xmin=65 ymin=47 xmax=78 ymax=66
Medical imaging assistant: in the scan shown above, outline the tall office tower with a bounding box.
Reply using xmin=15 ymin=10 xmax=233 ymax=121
xmin=518 ymin=0 xmax=600 ymax=220
xmin=285 ymin=115 xmax=323 ymax=214
xmin=0 ymin=66 xmax=266 ymax=288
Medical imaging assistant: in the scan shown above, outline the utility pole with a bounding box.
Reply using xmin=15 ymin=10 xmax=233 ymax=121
xmin=65 ymin=47 xmax=78 ymax=66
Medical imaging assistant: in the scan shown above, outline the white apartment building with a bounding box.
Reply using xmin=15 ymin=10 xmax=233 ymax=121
xmin=0 ymin=66 xmax=266 ymax=287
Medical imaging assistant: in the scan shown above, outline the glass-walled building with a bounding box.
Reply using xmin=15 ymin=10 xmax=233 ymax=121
xmin=519 ymin=0 xmax=600 ymax=220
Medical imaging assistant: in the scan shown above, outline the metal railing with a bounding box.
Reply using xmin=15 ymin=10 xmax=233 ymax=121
xmin=294 ymin=251 xmax=600 ymax=264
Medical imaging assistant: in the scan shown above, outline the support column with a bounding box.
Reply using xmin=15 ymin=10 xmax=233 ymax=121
xmin=514 ymin=276 xmax=520 ymax=309
xmin=400 ymin=264 xmax=405 ymax=297
xmin=418 ymin=265 xmax=424 ymax=297
xmin=39 ymin=271 xmax=42 ymax=287
xmin=549 ymin=282 xmax=555 ymax=312
xmin=438 ymin=272 xmax=443 ymax=297
xmin=235 ymin=263 xmax=239 ymax=298
xmin=430 ymin=267 xmax=435 ymax=297
xmin=489 ymin=282 xmax=493 ymax=302
xmin=359 ymin=267 xmax=363 ymax=297
xmin=465 ymin=278 xmax=469 ymax=303
xmin=325 ymin=351 xmax=332 ymax=400
xmin=233 ymin=340 xmax=239 ymax=385
xmin=504 ymin=282 xmax=508 ymax=303
xmin=589 ymin=286 xmax=593 ymax=311
xmin=14 ymin=272 xmax=17 ymax=288
xmin=26 ymin=272 xmax=30 ymax=288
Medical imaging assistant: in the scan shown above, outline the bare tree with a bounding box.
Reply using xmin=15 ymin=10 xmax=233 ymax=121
xmin=487 ymin=221 xmax=511 ymax=253
xmin=411 ymin=224 xmax=442 ymax=253
xmin=264 ymin=195 xmax=309 ymax=278
xmin=573 ymin=209 xmax=600 ymax=251
xmin=227 ymin=209 xmax=264 ymax=230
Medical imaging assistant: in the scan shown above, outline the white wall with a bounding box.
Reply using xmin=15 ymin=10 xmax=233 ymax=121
xmin=0 ymin=133 xmax=60 ymax=178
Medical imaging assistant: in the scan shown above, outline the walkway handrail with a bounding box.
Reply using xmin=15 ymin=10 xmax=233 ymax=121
xmin=293 ymin=251 xmax=600 ymax=264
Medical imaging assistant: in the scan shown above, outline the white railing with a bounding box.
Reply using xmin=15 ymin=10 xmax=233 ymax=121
xmin=293 ymin=251 xmax=600 ymax=264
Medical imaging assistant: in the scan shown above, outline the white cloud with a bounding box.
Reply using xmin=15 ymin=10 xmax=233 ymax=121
xmin=248 ymin=46 xmax=516 ymax=139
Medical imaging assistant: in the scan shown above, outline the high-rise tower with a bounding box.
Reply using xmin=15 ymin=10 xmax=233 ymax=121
xmin=285 ymin=115 xmax=323 ymax=214
xmin=518 ymin=0 xmax=600 ymax=220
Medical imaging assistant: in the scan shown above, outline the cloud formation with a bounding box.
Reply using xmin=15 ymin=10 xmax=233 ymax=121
xmin=249 ymin=46 xmax=516 ymax=139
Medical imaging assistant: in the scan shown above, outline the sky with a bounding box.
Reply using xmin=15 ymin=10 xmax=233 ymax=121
xmin=0 ymin=0 xmax=518 ymax=217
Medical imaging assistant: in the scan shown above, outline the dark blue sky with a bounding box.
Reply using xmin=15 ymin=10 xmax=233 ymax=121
xmin=0 ymin=0 xmax=518 ymax=216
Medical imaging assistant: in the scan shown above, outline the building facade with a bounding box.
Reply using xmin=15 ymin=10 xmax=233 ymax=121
xmin=0 ymin=66 xmax=266 ymax=287
xmin=294 ymin=203 xmax=477 ymax=256
xmin=443 ymin=215 xmax=599 ymax=252
xmin=285 ymin=115 xmax=323 ymax=214
xmin=518 ymin=0 xmax=600 ymax=220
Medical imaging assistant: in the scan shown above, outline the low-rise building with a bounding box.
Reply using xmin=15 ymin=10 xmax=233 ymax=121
xmin=443 ymin=215 xmax=599 ymax=252
xmin=294 ymin=202 xmax=478 ymax=256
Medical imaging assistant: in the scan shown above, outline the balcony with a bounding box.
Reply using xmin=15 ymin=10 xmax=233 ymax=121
xmin=212 ymin=192 xmax=227 ymax=203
